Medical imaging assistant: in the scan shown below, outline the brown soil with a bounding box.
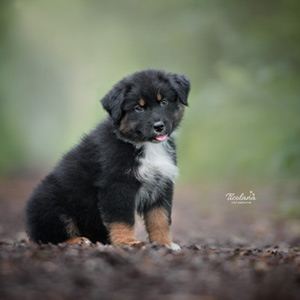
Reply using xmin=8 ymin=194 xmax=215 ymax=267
xmin=0 ymin=175 xmax=299 ymax=300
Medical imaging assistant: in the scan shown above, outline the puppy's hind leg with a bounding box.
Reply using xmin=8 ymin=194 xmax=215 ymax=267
xmin=65 ymin=237 xmax=92 ymax=245
xmin=26 ymin=195 xmax=80 ymax=244
xmin=26 ymin=208 xmax=69 ymax=244
xmin=60 ymin=216 xmax=92 ymax=245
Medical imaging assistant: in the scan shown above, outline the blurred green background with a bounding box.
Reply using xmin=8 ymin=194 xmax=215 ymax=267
xmin=1 ymin=0 xmax=300 ymax=183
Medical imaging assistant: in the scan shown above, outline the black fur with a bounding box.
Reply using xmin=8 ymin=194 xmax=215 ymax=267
xmin=26 ymin=69 xmax=190 ymax=244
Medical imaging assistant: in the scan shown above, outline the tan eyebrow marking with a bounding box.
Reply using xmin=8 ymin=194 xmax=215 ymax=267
xmin=139 ymin=99 xmax=145 ymax=106
xmin=157 ymin=93 xmax=162 ymax=101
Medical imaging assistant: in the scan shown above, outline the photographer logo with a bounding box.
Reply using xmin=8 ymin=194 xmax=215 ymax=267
xmin=226 ymin=191 xmax=256 ymax=204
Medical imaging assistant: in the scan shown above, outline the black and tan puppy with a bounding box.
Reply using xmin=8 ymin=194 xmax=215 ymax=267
xmin=26 ymin=69 xmax=190 ymax=250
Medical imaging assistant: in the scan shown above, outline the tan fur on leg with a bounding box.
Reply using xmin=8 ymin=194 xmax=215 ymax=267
xmin=144 ymin=207 xmax=172 ymax=246
xmin=109 ymin=222 xmax=140 ymax=246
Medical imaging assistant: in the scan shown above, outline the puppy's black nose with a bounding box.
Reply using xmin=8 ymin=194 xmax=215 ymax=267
xmin=153 ymin=121 xmax=165 ymax=133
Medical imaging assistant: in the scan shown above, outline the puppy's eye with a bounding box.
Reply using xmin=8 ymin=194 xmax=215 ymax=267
xmin=160 ymin=99 xmax=168 ymax=106
xmin=135 ymin=105 xmax=144 ymax=113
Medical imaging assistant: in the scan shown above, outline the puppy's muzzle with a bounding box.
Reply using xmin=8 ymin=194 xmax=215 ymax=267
xmin=153 ymin=121 xmax=165 ymax=134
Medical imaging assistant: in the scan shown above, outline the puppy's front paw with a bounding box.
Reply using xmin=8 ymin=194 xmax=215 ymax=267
xmin=127 ymin=240 xmax=146 ymax=248
xmin=166 ymin=242 xmax=181 ymax=251
xmin=116 ymin=240 xmax=143 ymax=246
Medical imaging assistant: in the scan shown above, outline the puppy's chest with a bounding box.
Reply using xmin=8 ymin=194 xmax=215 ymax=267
xmin=134 ymin=142 xmax=178 ymax=210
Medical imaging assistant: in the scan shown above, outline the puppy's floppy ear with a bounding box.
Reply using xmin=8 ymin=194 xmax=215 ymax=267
xmin=101 ymin=87 xmax=124 ymax=123
xmin=169 ymin=73 xmax=190 ymax=106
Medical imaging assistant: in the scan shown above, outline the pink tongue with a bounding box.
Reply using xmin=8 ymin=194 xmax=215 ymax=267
xmin=155 ymin=134 xmax=167 ymax=141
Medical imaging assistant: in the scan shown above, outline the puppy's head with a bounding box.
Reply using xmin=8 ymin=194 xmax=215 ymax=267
xmin=101 ymin=69 xmax=190 ymax=143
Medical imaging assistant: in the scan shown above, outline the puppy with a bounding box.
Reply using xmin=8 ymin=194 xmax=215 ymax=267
xmin=26 ymin=69 xmax=190 ymax=250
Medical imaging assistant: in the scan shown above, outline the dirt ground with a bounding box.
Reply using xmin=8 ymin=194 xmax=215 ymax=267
xmin=0 ymin=175 xmax=300 ymax=300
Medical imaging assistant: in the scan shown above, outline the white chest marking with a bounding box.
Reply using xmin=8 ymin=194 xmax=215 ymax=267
xmin=136 ymin=141 xmax=178 ymax=183
xmin=135 ymin=141 xmax=178 ymax=211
